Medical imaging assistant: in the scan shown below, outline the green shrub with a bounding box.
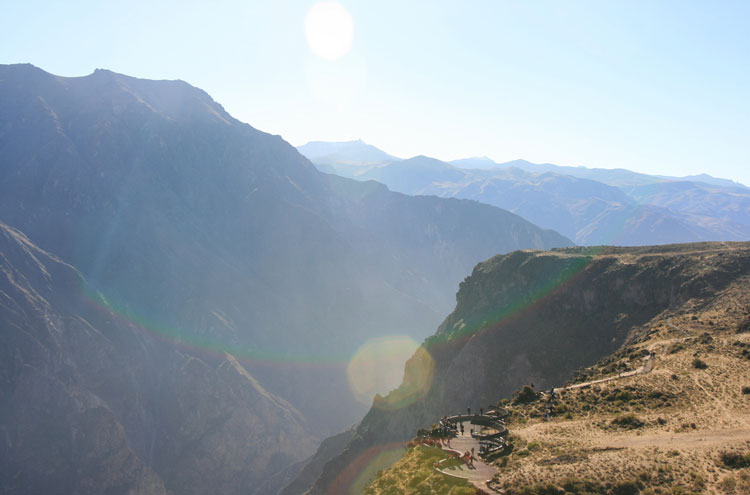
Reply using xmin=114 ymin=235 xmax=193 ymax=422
xmin=611 ymin=413 xmax=644 ymax=429
xmin=514 ymin=385 xmax=539 ymax=405
xmin=692 ymin=358 xmax=707 ymax=369
xmin=611 ymin=480 xmax=640 ymax=495
xmin=615 ymin=390 xmax=635 ymax=401
xmin=742 ymin=385 xmax=750 ymax=395
xmin=720 ymin=451 xmax=750 ymax=469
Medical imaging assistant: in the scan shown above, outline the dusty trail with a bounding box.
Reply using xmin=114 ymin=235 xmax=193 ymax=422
xmin=599 ymin=428 xmax=750 ymax=450
xmin=553 ymin=351 xmax=655 ymax=393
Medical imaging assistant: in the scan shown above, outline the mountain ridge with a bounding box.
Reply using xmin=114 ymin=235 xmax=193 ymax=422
xmin=297 ymin=141 xmax=750 ymax=245
xmin=298 ymin=139 xmax=748 ymax=189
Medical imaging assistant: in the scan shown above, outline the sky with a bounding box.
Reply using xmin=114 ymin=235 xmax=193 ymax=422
xmin=2 ymin=0 xmax=749 ymax=186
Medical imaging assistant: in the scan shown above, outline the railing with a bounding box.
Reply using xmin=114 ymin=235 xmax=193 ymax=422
xmin=438 ymin=408 xmax=509 ymax=455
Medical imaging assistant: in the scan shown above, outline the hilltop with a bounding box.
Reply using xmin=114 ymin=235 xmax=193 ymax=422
xmin=363 ymin=286 xmax=750 ymax=494
xmin=484 ymin=280 xmax=750 ymax=494
xmin=297 ymin=242 xmax=750 ymax=495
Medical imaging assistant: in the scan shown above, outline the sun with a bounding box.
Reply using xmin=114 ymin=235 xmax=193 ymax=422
xmin=305 ymin=1 xmax=354 ymax=60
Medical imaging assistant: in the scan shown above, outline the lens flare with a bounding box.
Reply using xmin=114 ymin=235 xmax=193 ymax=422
xmin=372 ymin=344 xmax=435 ymax=411
xmin=325 ymin=442 xmax=405 ymax=495
xmin=347 ymin=335 xmax=424 ymax=406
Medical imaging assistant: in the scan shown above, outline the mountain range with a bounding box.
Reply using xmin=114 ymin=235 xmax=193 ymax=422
xmin=5 ymin=63 xmax=747 ymax=495
xmin=0 ymin=64 xmax=571 ymax=494
xmin=298 ymin=141 xmax=750 ymax=246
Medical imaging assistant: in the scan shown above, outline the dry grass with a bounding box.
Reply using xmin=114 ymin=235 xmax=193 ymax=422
xmin=364 ymin=446 xmax=478 ymax=495
xmin=489 ymin=277 xmax=750 ymax=495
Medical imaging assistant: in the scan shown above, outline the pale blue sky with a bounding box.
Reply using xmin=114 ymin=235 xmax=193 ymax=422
xmin=2 ymin=1 xmax=749 ymax=185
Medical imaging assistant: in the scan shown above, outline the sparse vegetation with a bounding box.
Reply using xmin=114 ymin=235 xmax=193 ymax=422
xmin=718 ymin=474 xmax=737 ymax=492
xmin=378 ymin=261 xmax=750 ymax=495
xmin=491 ymin=297 xmax=750 ymax=495
xmin=669 ymin=343 xmax=685 ymax=354
xmin=363 ymin=445 xmax=477 ymax=495
xmin=503 ymin=477 xmax=647 ymax=495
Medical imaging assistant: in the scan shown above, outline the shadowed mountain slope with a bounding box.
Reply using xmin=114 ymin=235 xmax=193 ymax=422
xmin=0 ymin=221 xmax=316 ymax=495
xmin=299 ymin=242 xmax=750 ymax=495
xmin=0 ymin=64 xmax=571 ymax=493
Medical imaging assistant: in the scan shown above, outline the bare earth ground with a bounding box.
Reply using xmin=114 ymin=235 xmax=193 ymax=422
xmin=489 ymin=277 xmax=750 ymax=495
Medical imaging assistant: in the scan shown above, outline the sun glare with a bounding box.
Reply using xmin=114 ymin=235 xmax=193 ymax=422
xmin=346 ymin=335 xmax=422 ymax=406
xmin=305 ymin=1 xmax=354 ymax=60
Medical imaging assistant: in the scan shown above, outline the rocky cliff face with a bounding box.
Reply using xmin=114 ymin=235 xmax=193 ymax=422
xmin=0 ymin=221 xmax=316 ymax=494
xmin=0 ymin=63 xmax=570 ymax=436
xmin=302 ymin=242 xmax=750 ymax=494
xmin=0 ymin=63 xmax=571 ymax=493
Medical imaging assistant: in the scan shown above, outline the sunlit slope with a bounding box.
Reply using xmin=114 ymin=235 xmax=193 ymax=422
xmin=302 ymin=242 xmax=750 ymax=495
xmin=486 ymin=288 xmax=750 ymax=495
xmin=363 ymin=292 xmax=750 ymax=494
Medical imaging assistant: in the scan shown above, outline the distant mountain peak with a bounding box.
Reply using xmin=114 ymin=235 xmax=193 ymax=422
xmin=464 ymin=156 xmax=494 ymax=163
xmin=297 ymin=139 xmax=400 ymax=165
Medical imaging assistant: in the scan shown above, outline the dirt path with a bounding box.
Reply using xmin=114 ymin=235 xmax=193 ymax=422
xmin=551 ymin=324 xmax=705 ymax=395
xmin=597 ymin=427 xmax=750 ymax=450
xmin=553 ymin=352 xmax=655 ymax=394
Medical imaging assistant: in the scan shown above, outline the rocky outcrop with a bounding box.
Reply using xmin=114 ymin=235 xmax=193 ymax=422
xmin=301 ymin=242 xmax=750 ymax=494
